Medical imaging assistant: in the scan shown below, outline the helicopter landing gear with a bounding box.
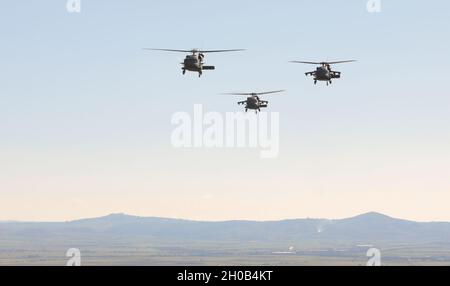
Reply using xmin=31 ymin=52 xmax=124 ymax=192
xmin=182 ymin=68 xmax=186 ymax=75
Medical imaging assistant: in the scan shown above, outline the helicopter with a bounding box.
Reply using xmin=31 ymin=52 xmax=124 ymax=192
xmin=290 ymin=60 xmax=356 ymax=85
xmin=143 ymin=48 xmax=245 ymax=77
xmin=223 ymin=90 xmax=285 ymax=113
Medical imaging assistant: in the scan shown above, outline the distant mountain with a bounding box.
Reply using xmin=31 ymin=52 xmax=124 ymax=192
xmin=1 ymin=212 xmax=450 ymax=247
xmin=3 ymin=212 xmax=450 ymax=265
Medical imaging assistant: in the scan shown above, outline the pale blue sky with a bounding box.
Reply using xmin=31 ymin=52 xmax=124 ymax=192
xmin=1 ymin=1 xmax=449 ymax=221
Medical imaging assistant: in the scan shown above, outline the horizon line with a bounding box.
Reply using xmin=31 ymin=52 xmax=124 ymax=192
xmin=2 ymin=211 xmax=447 ymax=224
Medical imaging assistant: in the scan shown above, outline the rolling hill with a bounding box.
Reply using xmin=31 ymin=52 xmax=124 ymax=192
xmin=1 ymin=212 xmax=450 ymax=265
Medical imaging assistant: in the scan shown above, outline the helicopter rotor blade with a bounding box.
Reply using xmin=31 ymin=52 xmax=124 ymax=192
xmin=222 ymin=90 xmax=285 ymax=96
xmin=143 ymin=48 xmax=194 ymax=53
xmin=289 ymin=61 xmax=322 ymax=65
xmin=222 ymin=92 xmax=254 ymax=96
xmin=144 ymin=48 xmax=245 ymax=54
xmin=255 ymin=90 xmax=285 ymax=95
xmin=290 ymin=60 xmax=356 ymax=65
xmin=198 ymin=49 xmax=246 ymax=53
xmin=325 ymin=60 xmax=357 ymax=65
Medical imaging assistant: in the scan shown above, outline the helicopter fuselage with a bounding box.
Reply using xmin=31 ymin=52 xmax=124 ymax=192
xmin=183 ymin=55 xmax=202 ymax=72
xmin=306 ymin=66 xmax=342 ymax=85
xmin=182 ymin=54 xmax=215 ymax=77
xmin=314 ymin=66 xmax=341 ymax=80
xmin=314 ymin=66 xmax=331 ymax=81
xmin=241 ymin=96 xmax=268 ymax=112
xmin=246 ymin=96 xmax=260 ymax=109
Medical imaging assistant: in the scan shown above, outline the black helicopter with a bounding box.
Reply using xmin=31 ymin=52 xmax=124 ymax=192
xmin=224 ymin=90 xmax=285 ymax=113
xmin=290 ymin=60 xmax=356 ymax=85
xmin=144 ymin=48 xmax=245 ymax=77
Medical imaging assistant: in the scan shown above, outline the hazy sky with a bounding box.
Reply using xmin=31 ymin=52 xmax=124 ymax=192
xmin=1 ymin=1 xmax=449 ymax=222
